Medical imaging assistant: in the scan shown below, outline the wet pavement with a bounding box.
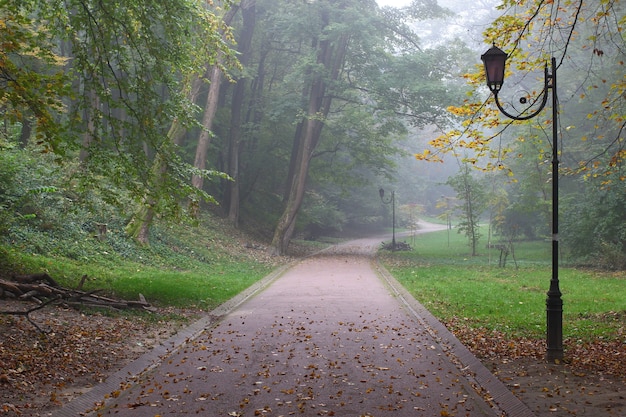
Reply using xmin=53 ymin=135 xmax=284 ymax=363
xmin=52 ymin=232 xmax=535 ymax=417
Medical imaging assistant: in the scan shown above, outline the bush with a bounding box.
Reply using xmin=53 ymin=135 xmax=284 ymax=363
xmin=562 ymin=180 xmax=626 ymax=270
xmin=0 ymin=146 xmax=127 ymax=259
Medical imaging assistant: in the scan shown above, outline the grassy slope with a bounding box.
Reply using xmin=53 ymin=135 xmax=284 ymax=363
xmin=0 ymin=216 xmax=293 ymax=310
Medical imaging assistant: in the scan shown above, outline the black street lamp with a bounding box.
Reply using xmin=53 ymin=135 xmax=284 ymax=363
xmin=481 ymin=45 xmax=563 ymax=362
xmin=379 ymin=188 xmax=396 ymax=251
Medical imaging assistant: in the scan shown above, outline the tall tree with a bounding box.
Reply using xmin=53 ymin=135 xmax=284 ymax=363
xmin=269 ymin=2 xmax=350 ymax=255
xmin=263 ymin=0 xmax=454 ymax=255
xmin=226 ymin=0 xmax=257 ymax=226
xmin=125 ymin=0 xmax=240 ymax=242
xmin=189 ymin=4 xmax=240 ymax=217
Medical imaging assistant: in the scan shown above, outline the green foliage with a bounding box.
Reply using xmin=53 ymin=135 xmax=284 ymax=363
xmin=0 ymin=223 xmax=274 ymax=310
xmin=0 ymin=6 xmax=68 ymax=146
xmin=0 ymin=147 xmax=65 ymax=234
xmin=1 ymin=0 xmax=480 ymax=246
xmin=562 ymin=178 xmax=626 ymax=270
xmin=1 ymin=0 xmax=240 ymax=241
xmin=297 ymin=190 xmax=347 ymax=238
xmin=498 ymin=136 xmax=552 ymax=240
xmin=229 ymin=0 xmax=469 ymax=244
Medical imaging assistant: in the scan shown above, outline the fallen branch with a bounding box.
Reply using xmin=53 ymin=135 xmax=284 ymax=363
xmin=0 ymin=296 xmax=61 ymax=334
xmin=0 ymin=274 xmax=155 ymax=331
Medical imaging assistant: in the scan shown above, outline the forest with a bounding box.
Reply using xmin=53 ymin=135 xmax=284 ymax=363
xmin=1 ymin=0 xmax=624 ymax=268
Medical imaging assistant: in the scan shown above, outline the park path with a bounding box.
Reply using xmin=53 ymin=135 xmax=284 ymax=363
xmin=53 ymin=223 xmax=535 ymax=417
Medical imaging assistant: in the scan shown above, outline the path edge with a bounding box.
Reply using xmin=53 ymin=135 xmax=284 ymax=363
xmin=374 ymin=259 xmax=536 ymax=417
xmin=49 ymin=260 xmax=297 ymax=417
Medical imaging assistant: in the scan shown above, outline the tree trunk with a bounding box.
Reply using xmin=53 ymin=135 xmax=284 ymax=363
xmin=126 ymin=143 xmax=169 ymax=245
xmin=191 ymin=64 xmax=221 ymax=192
xmin=227 ymin=0 xmax=256 ymax=227
xmin=125 ymin=75 xmax=200 ymax=244
xmin=190 ymin=7 xmax=239 ymax=217
xmin=269 ymin=11 xmax=349 ymax=255
xmin=79 ymin=88 xmax=99 ymax=162
xmin=19 ymin=117 xmax=32 ymax=148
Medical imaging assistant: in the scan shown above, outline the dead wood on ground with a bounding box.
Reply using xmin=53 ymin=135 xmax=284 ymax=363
xmin=0 ymin=273 xmax=154 ymax=333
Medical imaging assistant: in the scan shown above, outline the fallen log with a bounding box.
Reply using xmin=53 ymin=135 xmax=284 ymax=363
xmin=11 ymin=273 xmax=60 ymax=287
xmin=0 ymin=279 xmax=21 ymax=295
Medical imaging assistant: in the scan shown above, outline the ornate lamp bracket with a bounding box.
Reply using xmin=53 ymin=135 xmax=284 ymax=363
xmin=493 ymin=63 xmax=553 ymax=121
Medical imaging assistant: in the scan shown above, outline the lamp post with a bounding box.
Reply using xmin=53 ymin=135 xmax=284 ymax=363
xmin=481 ymin=45 xmax=563 ymax=362
xmin=379 ymin=188 xmax=396 ymax=251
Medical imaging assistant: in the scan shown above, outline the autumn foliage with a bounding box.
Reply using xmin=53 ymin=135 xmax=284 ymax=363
xmin=417 ymin=0 xmax=625 ymax=185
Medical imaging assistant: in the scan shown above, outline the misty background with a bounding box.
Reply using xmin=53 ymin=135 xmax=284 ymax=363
xmin=1 ymin=0 xmax=624 ymax=267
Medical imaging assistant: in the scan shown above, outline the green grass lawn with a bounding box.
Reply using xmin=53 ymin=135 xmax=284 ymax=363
xmin=382 ymin=227 xmax=626 ymax=341
xmin=3 ymin=247 xmax=274 ymax=310
xmin=3 ymin=216 xmax=624 ymax=343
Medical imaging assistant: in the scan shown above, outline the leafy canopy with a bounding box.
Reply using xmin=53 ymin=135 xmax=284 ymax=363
xmin=0 ymin=4 xmax=69 ymax=147
xmin=417 ymin=0 xmax=625 ymax=185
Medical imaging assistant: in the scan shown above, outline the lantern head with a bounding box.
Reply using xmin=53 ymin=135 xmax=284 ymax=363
xmin=480 ymin=45 xmax=508 ymax=94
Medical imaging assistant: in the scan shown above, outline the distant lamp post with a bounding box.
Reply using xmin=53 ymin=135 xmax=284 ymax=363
xmin=379 ymin=188 xmax=396 ymax=251
xmin=481 ymin=45 xmax=563 ymax=362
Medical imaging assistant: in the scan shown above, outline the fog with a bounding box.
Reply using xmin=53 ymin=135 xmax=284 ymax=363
xmin=376 ymin=0 xmax=412 ymax=7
